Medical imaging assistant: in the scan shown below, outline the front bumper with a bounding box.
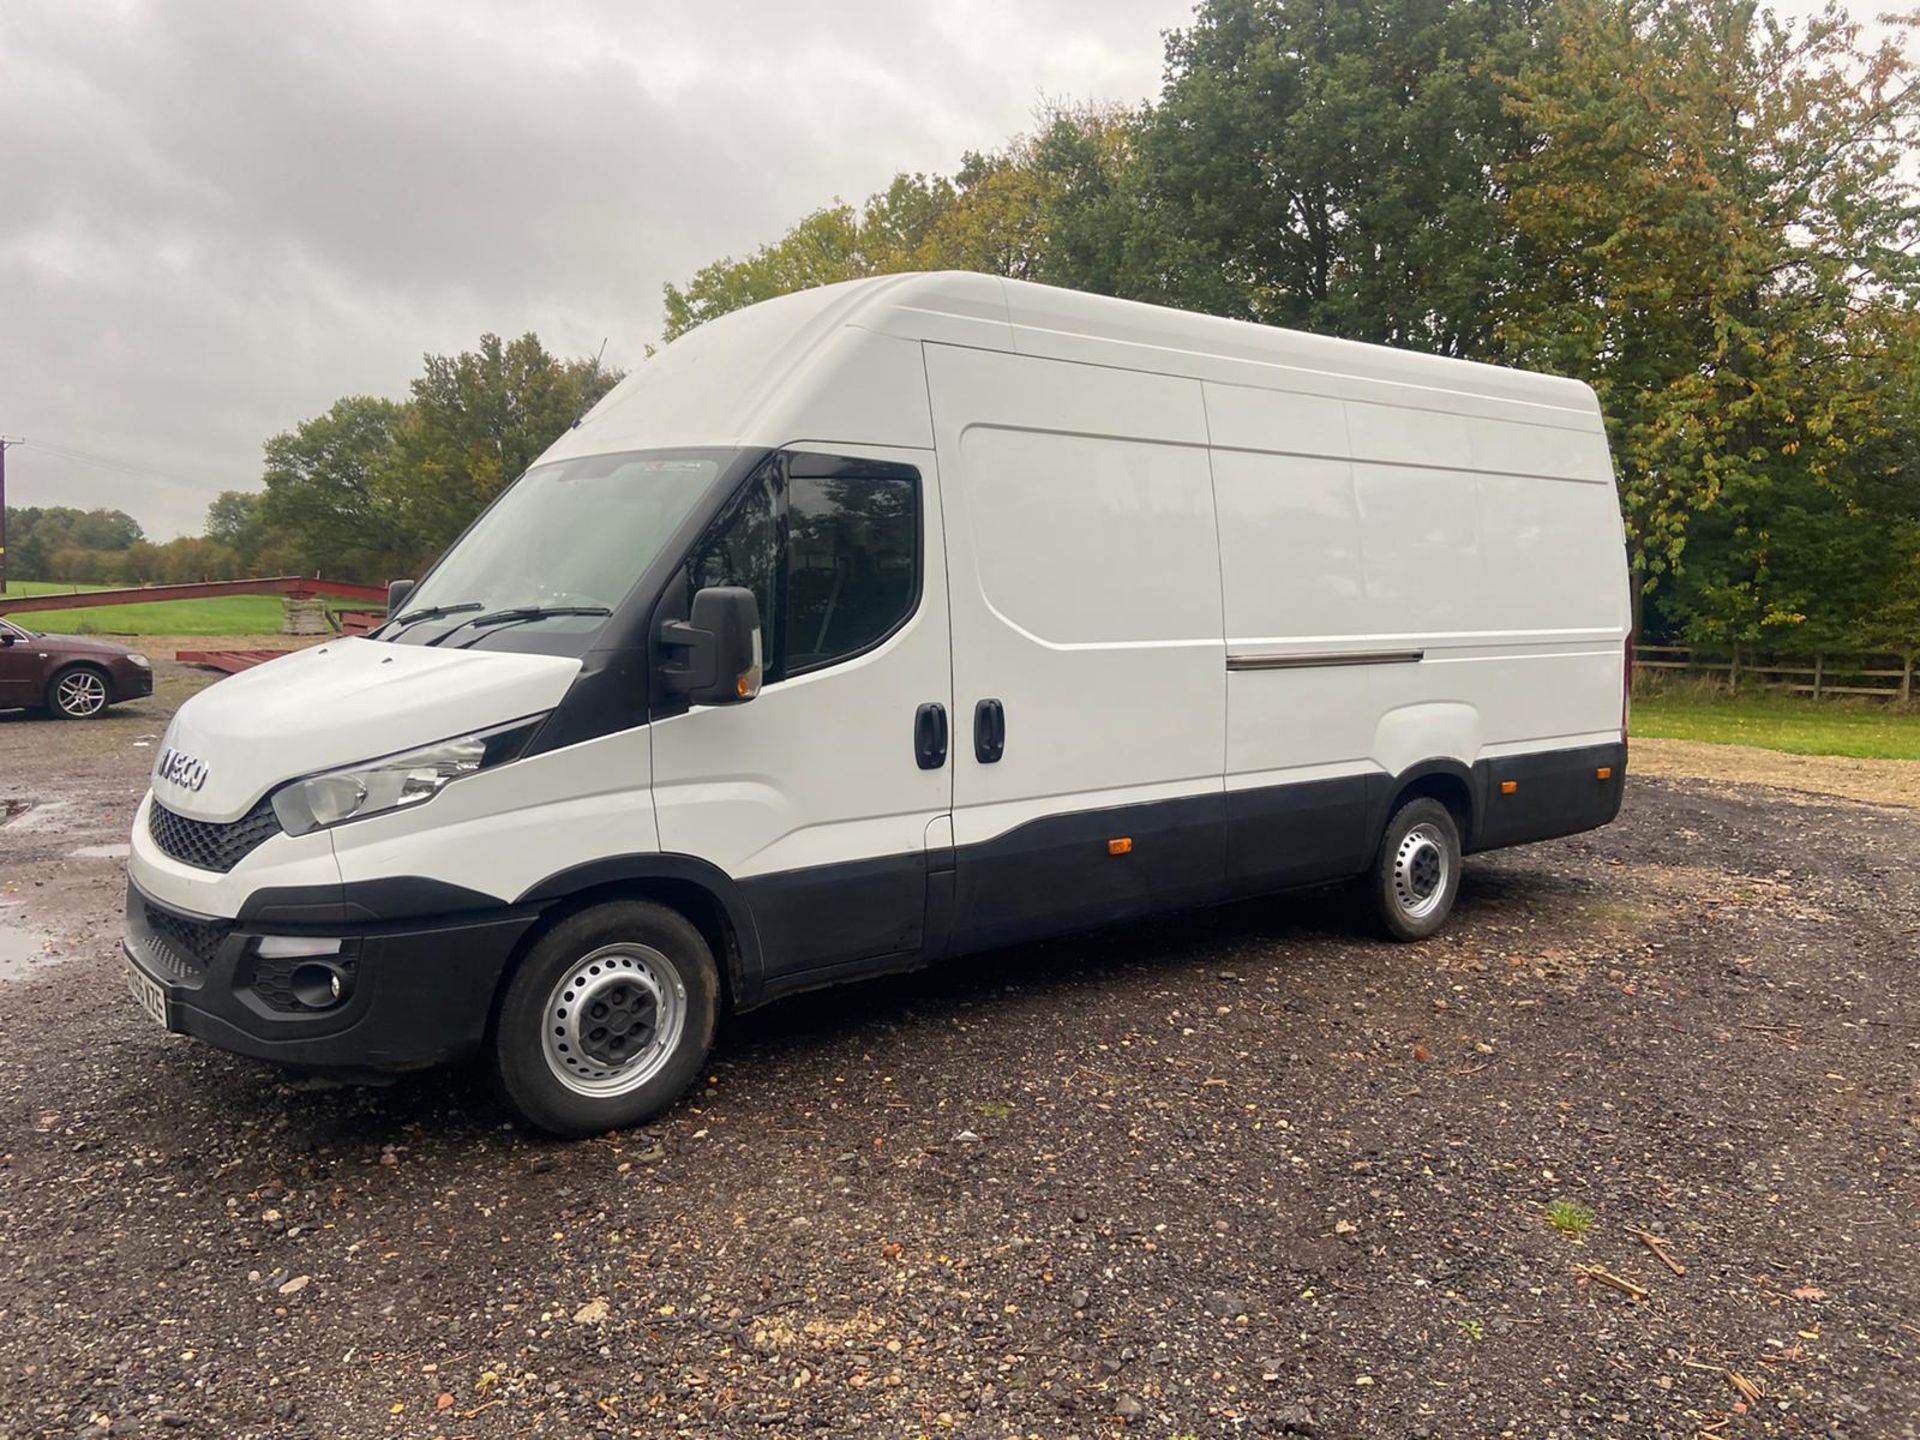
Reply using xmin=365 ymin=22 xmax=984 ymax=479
xmin=120 ymin=664 xmax=154 ymax=700
xmin=122 ymin=877 xmax=538 ymax=1075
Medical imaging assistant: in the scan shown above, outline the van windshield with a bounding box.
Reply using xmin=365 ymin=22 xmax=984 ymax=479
xmin=384 ymin=449 xmax=733 ymax=648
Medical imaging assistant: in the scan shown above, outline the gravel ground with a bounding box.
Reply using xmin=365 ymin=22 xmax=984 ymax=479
xmin=1 ymin=662 xmax=1915 ymax=1440
xmin=1630 ymin=738 xmax=1920 ymax=809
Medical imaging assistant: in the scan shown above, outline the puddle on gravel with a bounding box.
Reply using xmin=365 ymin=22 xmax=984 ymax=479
xmin=3 ymin=800 xmax=71 ymax=832
xmin=0 ymin=915 xmax=52 ymax=981
xmin=68 ymin=843 xmax=131 ymax=860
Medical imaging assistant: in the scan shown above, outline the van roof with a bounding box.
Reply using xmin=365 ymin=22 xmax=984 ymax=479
xmin=549 ymin=272 xmax=1600 ymax=466
xmin=780 ymin=271 xmax=1596 ymax=416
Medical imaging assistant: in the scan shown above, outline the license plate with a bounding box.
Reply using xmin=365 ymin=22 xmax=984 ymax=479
xmin=124 ymin=953 xmax=169 ymax=1029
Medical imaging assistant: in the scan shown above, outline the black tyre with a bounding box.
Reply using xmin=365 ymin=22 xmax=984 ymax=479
xmin=490 ymin=900 xmax=719 ymax=1137
xmin=48 ymin=665 xmax=111 ymax=719
xmin=1364 ymin=797 xmax=1462 ymax=942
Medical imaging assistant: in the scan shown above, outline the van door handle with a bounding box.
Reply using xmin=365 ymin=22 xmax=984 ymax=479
xmin=973 ymin=698 xmax=1005 ymax=763
xmin=914 ymin=702 xmax=948 ymax=770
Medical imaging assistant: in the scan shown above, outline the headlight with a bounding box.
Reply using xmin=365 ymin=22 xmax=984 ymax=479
xmin=128 ymin=653 xmax=151 ymax=668
xmin=270 ymin=716 xmax=545 ymax=836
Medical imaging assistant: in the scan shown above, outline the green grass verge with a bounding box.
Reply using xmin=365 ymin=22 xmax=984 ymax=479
xmin=1632 ymin=694 xmax=1920 ymax=760
xmin=2 ymin=579 xmax=111 ymax=597
xmin=4 ymin=580 xmax=371 ymax=636
xmin=5 ymin=591 xmax=361 ymax=638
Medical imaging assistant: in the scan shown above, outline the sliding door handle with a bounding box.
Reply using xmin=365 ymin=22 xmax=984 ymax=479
xmin=914 ymin=702 xmax=948 ymax=770
xmin=973 ymin=698 xmax=1005 ymax=763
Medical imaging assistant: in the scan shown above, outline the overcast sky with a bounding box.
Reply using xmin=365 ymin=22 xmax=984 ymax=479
xmin=2 ymin=0 xmax=1192 ymax=539
xmin=3 ymin=0 xmax=1905 ymax=541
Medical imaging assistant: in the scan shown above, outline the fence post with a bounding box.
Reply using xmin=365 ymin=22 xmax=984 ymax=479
xmin=1903 ymin=654 xmax=1914 ymax=706
xmin=1729 ymin=643 xmax=1740 ymax=692
xmin=1812 ymin=653 xmax=1823 ymax=702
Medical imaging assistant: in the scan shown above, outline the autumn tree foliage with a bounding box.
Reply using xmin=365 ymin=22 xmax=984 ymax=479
xmin=1495 ymin=0 xmax=1920 ymax=644
xmin=664 ymin=0 xmax=1920 ymax=656
xmin=251 ymin=336 xmax=621 ymax=583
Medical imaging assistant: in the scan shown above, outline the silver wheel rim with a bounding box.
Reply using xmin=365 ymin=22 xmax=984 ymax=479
xmin=56 ymin=671 xmax=107 ymax=717
xmin=1392 ymin=822 xmax=1450 ymax=921
xmin=540 ymin=944 xmax=687 ymax=1098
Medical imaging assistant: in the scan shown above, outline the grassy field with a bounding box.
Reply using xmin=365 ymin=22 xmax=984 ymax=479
xmin=19 ymin=596 xmax=301 ymax=636
xmin=1632 ymin=693 xmax=1920 ymax=760
xmin=2 ymin=581 xmax=355 ymax=637
xmin=2 ymin=580 xmax=110 ymax=597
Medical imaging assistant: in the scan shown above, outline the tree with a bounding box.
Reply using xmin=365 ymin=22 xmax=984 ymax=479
xmin=204 ymin=490 xmax=266 ymax=569
xmin=663 ymin=207 xmax=873 ymax=342
xmin=658 ymin=107 xmax=1138 ymax=339
xmin=10 ymin=526 xmax=49 ymax=582
xmin=382 ymin=333 xmax=623 ymax=566
xmin=259 ymin=395 xmax=410 ymax=582
xmin=62 ymin=507 xmax=144 ymax=551
xmin=1133 ymin=0 xmax=1547 ymax=350
xmin=1497 ymin=0 xmax=1920 ymax=634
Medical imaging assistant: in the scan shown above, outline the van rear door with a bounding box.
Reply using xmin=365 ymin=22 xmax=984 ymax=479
xmin=925 ymin=345 xmax=1227 ymax=954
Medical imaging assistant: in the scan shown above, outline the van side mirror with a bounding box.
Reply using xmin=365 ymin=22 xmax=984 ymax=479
xmin=386 ymin=579 xmax=415 ymax=616
xmin=659 ymin=586 xmax=763 ymax=705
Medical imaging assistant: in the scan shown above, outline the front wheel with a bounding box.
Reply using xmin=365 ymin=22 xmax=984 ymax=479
xmin=1364 ymin=797 xmax=1463 ymax=941
xmin=48 ymin=665 xmax=111 ymax=719
xmin=490 ymin=900 xmax=719 ymax=1137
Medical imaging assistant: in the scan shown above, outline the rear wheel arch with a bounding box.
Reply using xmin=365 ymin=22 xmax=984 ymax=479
xmin=1379 ymin=759 xmax=1479 ymax=851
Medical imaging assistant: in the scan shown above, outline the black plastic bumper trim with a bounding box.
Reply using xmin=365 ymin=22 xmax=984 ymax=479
xmin=125 ymin=878 xmax=537 ymax=1075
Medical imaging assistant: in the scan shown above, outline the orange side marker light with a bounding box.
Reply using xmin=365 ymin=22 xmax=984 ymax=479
xmin=1108 ymin=837 xmax=1133 ymax=856
xmin=1596 ymin=766 xmax=1613 ymax=781
xmin=1499 ymin=780 xmax=1518 ymax=795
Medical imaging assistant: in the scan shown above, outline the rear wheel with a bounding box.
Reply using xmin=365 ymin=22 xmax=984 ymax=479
xmin=1364 ymin=797 xmax=1462 ymax=941
xmin=490 ymin=900 xmax=719 ymax=1137
xmin=48 ymin=665 xmax=110 ymax=719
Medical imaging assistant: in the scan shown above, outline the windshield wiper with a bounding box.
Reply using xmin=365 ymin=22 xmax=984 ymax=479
xmin=397 ymin=602 xmax=484 ymax=623
xmin=386 ymin=601 xmax=484 ymax=637
xmin=428 ymin=604 xmax=611 ymax=647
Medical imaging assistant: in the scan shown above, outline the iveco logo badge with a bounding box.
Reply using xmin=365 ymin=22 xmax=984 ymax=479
xmin=157 ymin=747 xmax=209 ymax=792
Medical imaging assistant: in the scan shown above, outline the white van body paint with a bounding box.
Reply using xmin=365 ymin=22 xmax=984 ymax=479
xmin=124 ymin=273 xmax=1630 ymax=1083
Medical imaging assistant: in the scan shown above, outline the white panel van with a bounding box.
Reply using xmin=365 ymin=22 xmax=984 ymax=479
xmin=124 ymin=274 xmax=1631 ymax=1135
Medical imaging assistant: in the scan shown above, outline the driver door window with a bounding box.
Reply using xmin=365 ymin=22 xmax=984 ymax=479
xmin=690 ymin=459 xmax=920 ymax=683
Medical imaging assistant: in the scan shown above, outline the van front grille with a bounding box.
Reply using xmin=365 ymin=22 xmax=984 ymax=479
xmin=148 ymin=797 xmax=282 ymax=873
xmin=137 ymin=898 xmax=231 ymax=982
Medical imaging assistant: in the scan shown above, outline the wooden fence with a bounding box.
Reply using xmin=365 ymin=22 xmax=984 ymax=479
xmin=1635 ymin=644 xmax=1916 ymax=703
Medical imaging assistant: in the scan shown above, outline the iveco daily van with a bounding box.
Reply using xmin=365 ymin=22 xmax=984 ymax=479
xmin=124 ymin=273 xmax=1630 ymax=1136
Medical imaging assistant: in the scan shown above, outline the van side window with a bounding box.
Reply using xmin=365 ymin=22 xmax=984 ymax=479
xmin=690 ymin=461 xmax=919 ymax=683
xmin=785 ymin=472 xmax=917 ymax=675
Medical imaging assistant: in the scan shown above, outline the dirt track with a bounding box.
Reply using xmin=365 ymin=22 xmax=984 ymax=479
xmin=1 ymin=662 xmax=1916 ymax=1439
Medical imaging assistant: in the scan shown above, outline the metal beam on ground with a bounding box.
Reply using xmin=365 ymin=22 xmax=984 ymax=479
xmin=175 ymin=650 xmax=297 ymax=674
xmin=0 ymin=575 xmax=389 ymax=614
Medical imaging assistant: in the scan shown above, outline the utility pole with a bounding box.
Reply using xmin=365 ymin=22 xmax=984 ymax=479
xmin=0 ymin=437 xmax=16 ymax=596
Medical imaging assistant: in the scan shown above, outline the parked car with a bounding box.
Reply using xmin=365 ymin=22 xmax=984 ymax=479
xmin=123 ymin=273 xmax=1631 ymax=1137
xmin=0 ymin=617 xmax=153 ymax=718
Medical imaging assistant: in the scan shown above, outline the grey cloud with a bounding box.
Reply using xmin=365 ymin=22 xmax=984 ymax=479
xmin=2 ymin=0 xmax=1189 ymax=538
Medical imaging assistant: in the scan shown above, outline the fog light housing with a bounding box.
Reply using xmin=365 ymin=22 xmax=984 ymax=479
xmin=289 ymin=961 xmax=351 ymax=1009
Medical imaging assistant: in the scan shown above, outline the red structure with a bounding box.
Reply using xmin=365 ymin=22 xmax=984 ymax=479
xmin=175 ymin=649 xmax=296 ymax=674
xmin=0 ymin=575 xmax=388 ymax=615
